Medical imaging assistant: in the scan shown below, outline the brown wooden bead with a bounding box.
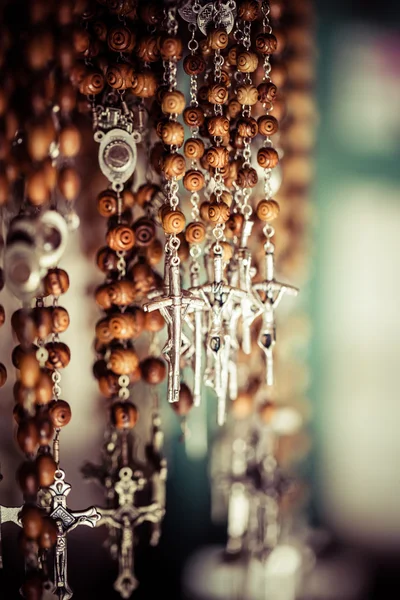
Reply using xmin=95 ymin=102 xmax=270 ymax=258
xmin=135 ymin=182 xmax=160 ymax=207
xmin=237 ymin=84 xmax=258 ymax=106
xmin=109 ymin=309 xmax=145 ymax=340
xmin=17 ymin=419 xmax=39 ymax=456
xmin=39 ymin=516 xmax=58 ymax=550
xmin=227 ymin=98 xmax=242 ymax=120
xmin=210 ymin=190 xmax=233 ymax=207
xmin=35 ymin=370 xmax=53 ymax=405
xmin=199 ymin=37 xmax=212 ymax=58
xmin=257 ymin=81 xmax=278 ymax=104
xmin=109 ymin=347 xmax=139 ymax=375
xmin=205 ymin=146 xmax=229 ymax=169
xmin=0 ymin=172 xmax=9 ymax=206
xmin=136 ymin=35 xmax=160 ymax=62
xmin=98 ymin=372 xmax=119 ymax=398
xmin=208 ymin=202 xmax=230 ymax=224
xmin=26 ymin=117 xmax=55 ymax=162
xmin=26 ymin=169 xmax=50 ymax=207
xmin=158 ymin=35 xmax=183 ymax=60
xmin=208 ymin=84 xmax=228 ymax=105
xmin=26 ymin=29 xmax=54 ymax=70
xmin=96 ymin=246 xmax=119 ymax=273
xmin=178 ymin=234 xmax=190 ymax=262
xmin=199 ymin=201 xmax=210 ymax=222
xmin=97 ymin=190 xmax=118 ymax=217
xmin=207 ymin=116 xmax=230 ymax=137
xmin=95 ymin=318 xmax=113 ymax=345
xmin=183 ymin=107 xmax=205 ymax=128
xmin=0 ymin=363 xmax=6 ymax=387
xmin=93 ymin=20 xmax=108 ymax=41
xmin=213 ymin=241 xmax=233 ymax=262
xmin=43 ymin=269 xmax=70 ymax=297
xmin=45 ymin=342 xmax=71 ymax=370
xmin=207 ymin=28 xmax=229 ymax=50
xmin=108 ymin=25 xmax=135 ymax=53
xmin=238 ymin=0 xmax=260 ymax=21
xmin=70 ymin=62 xmax=87 ymax=87
xmin=226 ymin=213 xmax=244 ymax=238
xmin=106 ymin=225 xmax=135 ymax=252
xmin=20 ymin=504 xmax=43 ymax=539
xmin=11 ymin=309 xmax=36 ymax=345
xmin=258 ymin=115 xmax=279 ymax=136
xmin=183 ymin=170 xmax=205 ymax=192
xmin=19 ymin=353 xmax=40 ymax=388
xmin=171 ymin=383 xmax=193 ymax=416
xmin=79 ymin=70 xmax=105 ymax=95
xmin=237 ymin=117 xmax=258 ymax=138
xmin=131 ymin=217 xmax=155 ymax=247
xmin=139 ymin=2 xmax=163 ymax=25
xmin=111 ymin=401 xmax=138 ymax=430
xmin=36 ymin=454 xmax=56 ymax=488
xmin=49 ymin=306 xmax=68 ymax=335
xmin=257 ymin=147 xmax=279 ymax=169
xmin=162 ymin=210 xmax=186 ymax=234
xmin=132 ymin=72 xmax=158 ymax=98
xmin=49 ymin=399 xmax=71 ymax=428
xmin=36 ymin=414 xmax=54 ymax=447
xmin=237 ymin=50 xmax=259 ymax=73
xmin=144 ymin=309 xmax=165 ymax=332
xmin=73 ymin=28 xmax=90 ymax=54
xmin=183 ymin=54 xmax=206 ymax=75
xmin=255 ymin=33 xmax=278 ymax=55
xmin=13 ymin=403 xmax=25 ymax=424
xmin=17 ymin=461 xmax=39 ymax=497
xmin=106 ymin=63 xmax=134 ymax=90
xmin=0 ymin=304 xmax=4 ymax=327
xmin=237 ymin=166 xmax=258 ymax=188
xmin=161 ymin=90 xmax=185 ymax=115
xmin=21 ymin=571 xmax=44 ymax=600
xmin=161 ymin=121 xmax=185 ymax=147
xmin=146 ymin=238 xmax=163 ymax=266
xmin=256 ymin=199 xmax=280 ymax=222
xmin=59 ymin=124 xmax=81 ymax=158
xmin=140 ymin=357 xmax=166 ymax=385
xmin=161 ymin=153 xmax=186 ymax=180
xmin=185 ymin=221 xmax=206 ymax=244
xmin=58 ymin=166 xmax=80 ymax=201
xmin=184 ymin=138 xmax=205 ymax=160
xmin=95 ymin=280 xmax=136 ymax=309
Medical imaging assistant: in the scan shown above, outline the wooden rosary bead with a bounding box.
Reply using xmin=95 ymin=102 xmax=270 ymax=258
xmin=171 ymin=382 xmax=193 ymax=416
xmin=73 ymin=27 xmax=90 ymax=54
xmin=135 ymin=182 xmax=160 ymax=207
xmin=238 ymin=0 xmax=260 ymax=21
xmin=13 ymin=404 xmax=25 ymax=424
xmin=184 ymin=137 xmax=205 ymax=160
xmin=199 ymin=38 xmax=212 ymax=58
xmin=111 ymin=401 xmax=138 ymax=430
xmin=256 ymin=199 xmax=280 ymax=222
xmin=183 ymin=107 xmax=205 ymax=128
xmin=208 ymin=201 xmax=230 ymax=224
xmin=59 ymin=124 xmax=81 ymax=158
xmin=207 ymin=28 xmax=229 ymax=50
xmin=236 ymin=84 xmax=258 ymax=106
xmin=178 ymin=234 xmax=190 ymax=262
xmin=98 ymin=373 xmax=119 ymax=398
xmin=258 ymin=81 xmax=278 ymax=104
xmin=258 ymin=115 xmax=279 ymax=136
xmin=108 ymin=25 xmax=135 ymax=53
xmin=35 ymin=370 xmax=53 ymax=405
xmin=0 ymin=173 xmax=8 ymax=206
xmin=19 ymin=353 xmax=40 ymax=388
xmin=161 ymin=90 xmax=185 ymax=115
xmin=0 ymin=304 xmax=4 ymax=327
xmin=58 ymin=166 xmax=80 ymax=201
xmin=109 ymin=309 xmax=144 ymax=340
xmin=183 ymin=54 xmax=206 ymax=75
xmin=131 ymin=261 xmax=156 ymax=296
xmin=26 ymin=30 xmax=54 ymax=70
xmin=95 ymin=318 xmax=113 ymax=345
xmin=146 ymin=238 xmax=163 ymax=266
xmin=140 ymin=357 xmax=166 ymax=385
xmin=226 ymin=213 xmax=244 ymax=238
xmin=139 ymin=2 xmax=163 ymax=25
xmin=20 ymin=504 xmax=43 ymax=539
xmin=158 ymin=35 xmax=183 ymax=60
xmin=57 ymin=81 xmax=77 ymax=114
xmin=36 ymin=415 xmax=54 ymax=447
xmin=21 ymin=571 xmax=44 ymax=600
xmin=79 ymin=70 xmax=105 ymax=95
xmin=39 ymin=516 xmax=58 ymax=550
xmin=132 ymin=72 xmax=158 ymax=98
xmin=17 ymin=461 xmax=39 ymax=498
xmin=237 ymin=117 xmax=258 ymax=138
xmin=144 ymin=309 xmax=165 ymax=332
xmin=131 ymin=217 xmax=155 ymax=247
xmin=93 ymin=20 xmax=108 ymax=42
xmin=136 ymin=35 xmax=160 ymax=62
xmin=97 ymin=190 xmax=118 ymax=217
xmin=199 ymin=201 xmax=210 ymax=222
xmin=210 ymin=190 xmax=233 ymax=207
xmin=237 ymin=50 xmax=259 ymax=73
xmin=96 ymin=247 xmax=119 ymax=274
xmin=227 ymin=98 xmax=242 ymax=119
xmin=255 ymin=33 xmax=278 ymax=55
xmin=43 ymin=269 xmax=70 ymax=297
xmin=95 ymin=280 xmax=136 ymax=309
xmin=106 ymin=225 xmax=135 ymax=252
xmin=185 ymin=221 xmax=206 ymax=244
xmin=0 ymin=363 xmax=7 ymax=387
xmin=207 ymin=115 xmax=230 ymax=137
xmin=162 ymin=210 xmax=186 ymax=235
xmin=36 ymin=454 xmax=56 ymax=488
xmin=236 ymin=166 xmax=258 ymax=189
xmin=11 ymin=310 xmax=36 ymax=345
xmin=205 ymin=146 xmax=229 ymax=169
xmin=17 ymin=420 xmax=39 ymax=456
xmin=26 ymin=169 xmax=50 ymax=207
xmin=257 ymin=147 xmax=279 ymax=169
xmin=213 ymin=241 xmax=233 ymax=262
xmin=106 ymin=63 xmax=134 ymax=90
xmin=161 ymin=121 xmax=185 ymax=147
xmin=161 ymin=153 xmax=186 ymax=180
xmin=109 ymin=347 xmax=139 ymax=375
xmin=208 ymin=83 xmax=228 ymax=105
xmin=49 ymin=399 xmax=71 ymax=428
xmin=183 ymin=170 xmax=205 ymax=192
xmin=26 ymin=117 xmax=55 ymax=162
xmin=33 ymin=307 xmax=53 ymax=340
xmin=45 ymin=342 xmax=71 ymax=370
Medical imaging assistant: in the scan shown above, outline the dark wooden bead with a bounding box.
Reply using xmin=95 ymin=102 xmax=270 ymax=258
xmin=146 ymin=238 xmax=163 ymax=266
xmin=205 ymin=146 xmax=230 ymax=169
xmin=255 ymin=33 xmax=278 ymax=55
xmin=20 ymin=504 xmax=43 ymax=539
xmin=183 ymin=107 xmax=205 ymax=128
xmin=106 ymin=63 xmax=134 ymax=90
xmin=150 ymin=142 xmax=164 ymax=175
xmin=17 ymin=420 xmax=39 ymax=456
xmin=95 ymin=280 xmax=136 ymax=309
xmin=140 ymin=357 xmax=166 ymax=385
xmin=183 ymin=54 xmax=206 ymax=75
xmin=109 ymin=347 xmax=139 ymax=376
xmin=236 ymin=166 xmax=258 ymax=188
xmin=131 ymin=261 xmax=156 ymax=295
xmin=111 ymin=401 xmax=138 ymax=430
xmin=36 ymin=454 xmax=56 ymax=488
xmin=136 ymin=35 xmax=160 ymax=62
xmin=98 ymin=372 xmax=119 ymax=398
xmin=158 ymin=35 xmax=183 ymax=60
xmin=45 ymin=342 xmax=71 ymax=370
xmin=109 ymin=308 xmax=145 ymax=340
xmin=257 ymin=147 xmax=279 ymax=169
xmin=93 ymin=20 xmax=108 ymax=42
xmin=144 ymin=310 xmax=165 ymax=332
xmin=39 ymin=516 xmax=58 ymax=549
xmin=207 ymin=116 xmax=230 ymax=137
xmin=73 ymin=28 xmax=90 ymax=54
xmin=108 ymin=25 xmax=135 ymax=53
xmin=35 ymin=370 xmax=53 ymax=405
xmin=132 ymin=72 xmax=157 ymax=98
xmin=58 ymin=166 xmax=81 ymax=201
xmin=95 ymin=318 xmax=113 ymax=345
xmin=226 ymin=213 xmax=244 ymax=238
xmin=171 ymin=383 xmax=193 ymax=416
xmin=258 ymin=81 xmax=278 ymax=104
xmin=17 ymin=461 xmax=39 ymax=498
xmin=51 ymin=307 xmax=70 ymax=334
xmin=132 ymin=218 xmax=156 ymax=247
xmin=227 ymin=98 xmax=242 ymax=119
xmin=135 ymin=182 xmax=160 ymax=207
xmin=258 ymin=115 xmax=279 ymax=136
xmin=96 ymin=246 xmax=119 ymax=274
xmin=79 ymin=70 xmax=105 ymax=95
xmin=43 ymin=269 xmax=70 ymax=297
xmin=49 ymin=399 xmax=71 ymax=428
xmin=36 ymin=414 xmax=54 ymax=447
xmin=106 ymin=225 xmax=135 ymax=252
xmin=139 ymin=2 xmax=163 ymax=25
xmin=238 ymin=0 xmax=260 ymax=21
xmin=237 ymin=117 xmax=258 ymax=138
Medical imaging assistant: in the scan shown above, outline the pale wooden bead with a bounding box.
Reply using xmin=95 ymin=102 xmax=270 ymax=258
xmin=207 ymin=28 xmax=229 ymax=50
xmin=236 ymin=84 xmax=258 ymax=105
xmin=208 ymin=84 xmax=228 ymax=105
xmin=256 ymin=199 xmax=280 ymax=222
xmin=162 ymin=210 xmax=186 ymax=234
xmin=205 ymin=146 xmax=229 ymax=169
xmin=59 ymin=124 xmax=81 ymax=157
xmin=208 ymin=201 xmax=230 ymax=223
xmin=161 ymin=153 xmax=186 ymax=180
xmin=237 ymin=50 xmax=259 ymax=73
xmin=161 ymin=90 xmax=185 ymax=115
xmin=183 ymin=169 xmax=205 ymax=192
xmin=106 ymin=225 xmax=135 ymax=252
xmin=161 ymin=121 xmax=185 ymax=147
xmin=184 ymin=138 xmax=205 ymax=160
xmin=185 ymin=221 xmax=206 ymax=244
xmin=207 ymin=115 xmax=230 ymax=137
xmin=58 ymin=167 xmax=80 ymax=201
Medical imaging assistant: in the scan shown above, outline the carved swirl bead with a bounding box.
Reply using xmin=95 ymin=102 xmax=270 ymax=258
xmin=207 ymin=28 xmax=229 ymax=50
xmin=107 ymin=26 xmax=135 ymax=53
xmin=238 ymin=0 xmax=260 ymax=21
xmin=106 ymin=225 xmax=135 ymax=252
xmin=208 ymin=201 xmax=230 ymax=223
xmin=95 ymin=318 xmax=113 ymax=345
xmin=162 ymin=210 xmax=186 ymax=234
xmin=258 ymin=81 xmax=278 ymax=103
xmin=109 ymin=310 xmax=144 ymax=340
xmin=140 ymin=357 xmax=166 ymax=385
xmin=256 ymin=199 xmax=280 ymax=222
xmin=255 ymin=33 xmax=278 ymax=55
xmin=161 ymin=121 xmax=185 ymax=147
xmin=227 ymin=98 xmax=242 ymax=119
xmin=132 ymin=217 xmax=156 ymax=247
xmin=183 ymin=54 xmax=206 ymax=75
xmin=43 ymin=269 xmax=69 ymax=297
xmin=106 ymin=63 xmax=134 ymax=90
xmin=109 ymin=347 xmax=139 ymax=375
xmin=161 ymin=153 xmax=186 ymax=180
xmin=79 ymin=70 xmax=105 ymax=95
xmin=51 ymin=307 xmax=70 ymax=334
xmin=237 ymin=50 xmax=259 ymax=73
xmin=226 ymin=213 xmax=244 ymax=238
xmin=96 ymin=247 xmax=119 ymax=274
xmin=257 ymin=147 xmax=280 ymax=169
xmin=236 ymin=84 xmax=259 ymax=105
xmin=95 ymin=280 xmax=136 ymax=309
xmin=185 ymin=221 xmax=206 ymax=244
xmin=49 ymin=399 xmax=71 ymax=428
xmin=237 ymin=117 xmax=258 ymax=138
xmin=144 ymin=309 xmax=165 ymax=332
xmin=184 ymin=137 xmax=205 ymax=159
xmin=158 ymin=35 xmax=183 ymax=60
xmin=183 ymin=107 xmax=205 ymax=127
xmin=136 ymin=35 xmax=160 ymax=62
xmin=97 ymin=190 xmax=118 ymax=217
xmin=208 ymin=83 xmax=228 ymax=105
xmin=93 ymin=20 xmax=108 ymax=41
xmin=45 ymin=342 xmax=71 ymax=369
xmin=207 ymin=116 xmax=230 ymax=137
xmin=111 ymin=401 xmax=138 ymax=430
xmin=236 ymin=166 xmax=258 ymax=188
xmin=258 ymin=115 xmax=279 ymax=136
xmin=161 ymin=90 xmax=185 ymax=115
xmin=131 ymin=72 xmax=157 ymax=98
xmin=205 ymin=146 xmax=229 ymax=169
xmin=183 ymin=169 xmax=205 ymax=192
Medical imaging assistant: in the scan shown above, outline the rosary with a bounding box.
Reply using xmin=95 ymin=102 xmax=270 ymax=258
xmin=0 ymin=0 xmax=315 ymax=597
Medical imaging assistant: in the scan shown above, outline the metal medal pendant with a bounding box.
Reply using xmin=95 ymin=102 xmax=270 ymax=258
xmin=178 ymin=0 xmax=205 ymax=22
xmin=98 ymin=129 xmax=138 ymax=191
xmin=197 ymin=3 xmax=235 ymax=35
